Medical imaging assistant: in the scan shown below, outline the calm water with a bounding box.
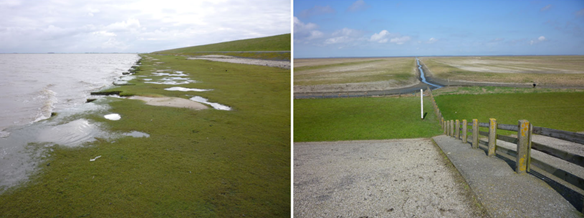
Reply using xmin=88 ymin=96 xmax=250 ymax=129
xmin=0 ymin=54 xmax=139 ymax=191
xmin=0 ymin=54 xmax=139 ymax=136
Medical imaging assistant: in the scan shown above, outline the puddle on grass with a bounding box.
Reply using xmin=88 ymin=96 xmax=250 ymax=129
xmin=145 ymin=80 xmax=196 ymax=85
xmin=152 ymin=71 xmax=187 ymax=77
xmin=0 ymin=97 xmax=147 ymax=193
xmin=164 ymin=87 xmax=211 ymax=92
xmin=123 ymin=131 xmax=150 ymax=138
xmin=190 ymin=96 xmax=231 ymax=111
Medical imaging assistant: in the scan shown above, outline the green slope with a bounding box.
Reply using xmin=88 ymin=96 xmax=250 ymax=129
xmin=155 ymin=34 xmax=290 ymax=53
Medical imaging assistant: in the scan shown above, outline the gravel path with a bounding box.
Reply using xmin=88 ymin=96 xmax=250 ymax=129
xmin=294 ymin=139 xmax=487 ymax=218
xmin=187 ymin=55 xmax=290 ymax=69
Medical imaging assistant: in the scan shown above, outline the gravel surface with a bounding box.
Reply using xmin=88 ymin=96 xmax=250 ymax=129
xmin=294 ymin=139 xmax=486 ymax=218
xmin=188 ymin=55 xmax=290 ymax=69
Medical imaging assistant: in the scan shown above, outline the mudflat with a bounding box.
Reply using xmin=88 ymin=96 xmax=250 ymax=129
xmin=294 ymin=57 xmax=418 ymax=93
xmin=420 ymin=56 xmax=584 ymax=87
xmin=294 ymin=139 xmax=487 ymax=217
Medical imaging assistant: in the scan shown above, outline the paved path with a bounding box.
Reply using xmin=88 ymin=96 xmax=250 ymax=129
xmin=433 ymin=135 xmax=581 ymax=217
xmin=294 ymin=139 xmax=487 ymax=218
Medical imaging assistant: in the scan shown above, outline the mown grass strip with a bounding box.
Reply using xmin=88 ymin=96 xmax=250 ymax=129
xmin=435 ymin=92 xmax=584 ymax=133
xmin=294 ymin=96 xmax=443 ymax=142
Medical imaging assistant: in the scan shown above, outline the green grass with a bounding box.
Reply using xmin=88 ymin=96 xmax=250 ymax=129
xmin=294 ymin=97 xmax=443 ymax=142
xmin=434 ymin=86 xmax=584 ymax=96
xmin=155 ymin=34 xmax=291 ymax=53
xmin=435 ymin=92 xmax=584 ymax=133
xmin=0 ymin=54 xmax=290 ymax=217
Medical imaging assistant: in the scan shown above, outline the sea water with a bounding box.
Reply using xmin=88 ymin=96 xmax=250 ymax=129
xmin=0 ymin=54 xmax=139 ymax=192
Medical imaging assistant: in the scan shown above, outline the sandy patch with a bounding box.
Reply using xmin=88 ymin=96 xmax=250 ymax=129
xmin=188 ymin=55 xmax=290 ymax=69
xmin=129 ymin=96 xmax=208 ymax=110
xmin=295 ymin=139 xmax=485 ymax=217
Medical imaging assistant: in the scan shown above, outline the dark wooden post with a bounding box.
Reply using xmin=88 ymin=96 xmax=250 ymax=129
xmin=472 ymin=119 xmax=479 ymax=149
xmin=488 ymin=118 xmax=497 ymax=157
xmin=462 ymin=119 xmax=467 ymax=143
xmin=516 ymin=120 xmax=532 ymax=174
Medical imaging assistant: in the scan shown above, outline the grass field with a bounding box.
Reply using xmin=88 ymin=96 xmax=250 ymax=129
xmin=0 ymin=54 xmax=290 ymax=217
xmin=435 ymin=92 xmax=584 ymax=133
xmin=294 ymin=96 xmax=443 ymax=142
xmin=420 ymin=56 xmax=584 ymax=86
xmin=154 ymin=34 xmax=291 ymax=60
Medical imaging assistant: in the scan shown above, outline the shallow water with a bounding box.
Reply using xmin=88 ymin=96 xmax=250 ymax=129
xmin=190 ymin=96 xmax=231 ymax=111
xmin=0 ymin=53 xmax=138 ymax=192
xmin=164 ymin=87 xmax=211 ymax=92
xmin=416 ymin=58 xmax=442 ymax=88
xmin=0 ymin=54 xmax=139 ymax=135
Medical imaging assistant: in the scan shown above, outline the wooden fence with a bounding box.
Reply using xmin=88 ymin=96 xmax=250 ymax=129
xmin=427 ymin=87 xmax=584 ymax=210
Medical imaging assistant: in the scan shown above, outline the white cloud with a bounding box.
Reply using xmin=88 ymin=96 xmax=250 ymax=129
xmin=530 ymin=35 xmax=546 ymax=45
xmin=106 ymin=18 xmax=141 ymax=31
xmin=370 ymin=30 xmax=410 ymax=44
xmin=324 ymin=28 xmax=360 ymax=45
xmin=294 ymin=17 xmax=323 ymax=41
xmin=92 ymin=30 xmax=116 ymax=37
xmin=347 ymin=0 xmax=370 ymax=12
xmin=0 ymin=0 xmax=290 ymax=53
xmin=390 ymin=36 xmax=411 ymax=45
xmin=427 ymin=37 xmax=438 ymax=44
xmin=370 ymin=30 xmax=389 ymax=43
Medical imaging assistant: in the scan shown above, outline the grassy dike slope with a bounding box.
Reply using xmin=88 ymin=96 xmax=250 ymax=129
xmin=0 ymin=56 xmax=290 ymax=215
xmin=294 ymin=96 xmax=443 ymax=142
xmin=154 ymin=34 xmax=291 ymax=60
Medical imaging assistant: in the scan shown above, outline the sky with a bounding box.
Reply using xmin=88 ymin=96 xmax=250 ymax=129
xmin=0 ymin=0 xmax=290 ymax=53
xmin=294 ymin=0 xmax=584 ymax=58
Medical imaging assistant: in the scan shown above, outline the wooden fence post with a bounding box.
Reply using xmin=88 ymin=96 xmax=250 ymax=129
xmin=462 ymin=119 xmax=467 ymax=143
xmin=441 ymin=117 xmax=444 ymax=128
xmin=488 ymin=118 xmax=497 ymax=157
xmin=451 ymin=120 xmax=455 ymax=137
xmin=472 ymin=119 xmax=479 ymax=149
xmin=455 ymin=119 xmax=460 ymax=140
xmin=516 ymin=120 xmax=532 ymax=174
xmin=447 ymin=120 xmax=450 ymax=136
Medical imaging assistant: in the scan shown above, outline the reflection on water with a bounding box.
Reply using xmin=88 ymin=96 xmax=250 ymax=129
xmin=190 ymin=96 xmax=231 ymax=111
xmin=416 ymin=58 xmax=442 ymax=88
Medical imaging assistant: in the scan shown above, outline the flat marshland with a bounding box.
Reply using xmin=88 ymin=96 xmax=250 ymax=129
xmin=420 ymin=56 xmax=584 ymax=86
xmin=294 ymin=57 xmax=418 ymax=92
xmin=0 ymin=54 xmax=290 ymax=217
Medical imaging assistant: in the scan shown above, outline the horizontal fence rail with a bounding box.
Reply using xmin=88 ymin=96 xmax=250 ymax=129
xmin=426 ymin=87 xmax=584 ymax=212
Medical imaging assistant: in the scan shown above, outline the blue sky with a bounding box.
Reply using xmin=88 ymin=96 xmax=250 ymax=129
xmin=294 ymin=0 xmax=584 ymax=58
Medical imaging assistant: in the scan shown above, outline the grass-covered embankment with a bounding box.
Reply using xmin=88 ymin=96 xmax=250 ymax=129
xmin=0 ymin=54 xmax=290 ymax=217
xmin=435 ymin=91 xmax=584 ymax=133
xmin=294 ymin=96 xmax=443 ymax=142
xmin=154 ymin=34 xmax=291 ymax=61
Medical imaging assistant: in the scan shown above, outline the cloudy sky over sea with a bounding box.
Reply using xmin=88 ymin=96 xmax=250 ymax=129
xmin=0 ymin=0 xmax=290 ymax=53
xmin=294 ymin=0 xmax=584 ymax=58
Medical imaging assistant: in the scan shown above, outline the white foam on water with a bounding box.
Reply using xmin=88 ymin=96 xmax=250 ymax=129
xmin=189 ymin=96 xmax=231 ymax=111
xmin=33 ymin=88 xmax=57 ymax=122
xmin=104 ymin=113 xmax=121 ymax=120
xmin=164 ymin=87 xmax=211 ymax=92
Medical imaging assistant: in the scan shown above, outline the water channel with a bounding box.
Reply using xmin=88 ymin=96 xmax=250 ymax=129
xmin=416 ymin=58 xmax=443 ymax=88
